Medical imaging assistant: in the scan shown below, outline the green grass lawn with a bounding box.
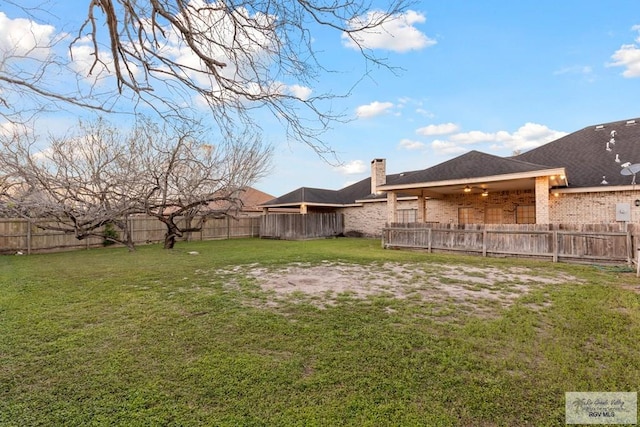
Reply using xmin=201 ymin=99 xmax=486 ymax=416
xmin=1 ymin=238 xmax=639 ymax=426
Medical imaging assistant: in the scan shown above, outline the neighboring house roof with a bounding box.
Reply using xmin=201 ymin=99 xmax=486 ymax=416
xmin=513 ymin=117 xmax=640 ymax=187
xmin=208 ymin=186 xmax=274 ymax=212
xmin=237 ymin=187 xmax=276 ymax=211
xmin=262 ymin=173 xmax=417 ymax=208
xmin=264 ymin=187 xmax=345 ymax=207
xmin=262 ymin=174 xmax=405 ymax=208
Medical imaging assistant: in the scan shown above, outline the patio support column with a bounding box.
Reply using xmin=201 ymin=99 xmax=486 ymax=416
xmin=300 ymin=204 xmax=308 ymax=214
xmin=387 ymin=191 xmax=398 ymax=225
xmin=416 ymin=195 xmax=425 ymax=223
xmin=535 ymin=176 xmax=550 ymax=224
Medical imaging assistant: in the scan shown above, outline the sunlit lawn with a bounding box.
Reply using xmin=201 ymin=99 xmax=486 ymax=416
xmin=1 ymin=238 xmax=639 ymax=426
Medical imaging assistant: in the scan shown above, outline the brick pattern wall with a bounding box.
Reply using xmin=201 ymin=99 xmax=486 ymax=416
xmin=371 ymin=159 xmax=386 ymax=193
xmin=425 ymin=190 xmax=536 ymax=224
xmin=535 ymin=177 xmax=550 ymax=223
xmin=339 ymin=199 xmax=417 ymax=237
xmin=550 ymin=190 xmax=640 ymax=224
xmin=339 ymin=189 xmax=640 ymax=237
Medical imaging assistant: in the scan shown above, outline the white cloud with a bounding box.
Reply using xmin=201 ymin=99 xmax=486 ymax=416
xmin=553 ymin=65 xmax=593 ymax=76
xmin=449 ymin=130 xmax=497 ymax=145
xmin=356 ymin=101 xmax=394 ymax=118
xmin=398 ymin=138 xmax=425 ymax=150
xmin=31 ymin=147 xmax=54 ymax=163
xmin=342 ymin=10 xmax=436 ymax=53
xmin=608 ymin=25 xmax=640 ymax=77
xmin=416 ymin=122 xmax=459 ymax=136
xmin=0 ymin=12 xmax=55 ymax=60
xmin=287 ymin=84 xmax=312 ymax=100
xmin=66 ymin=0 xmax=280 ymax=97
xmin=431 ymin=139 xmax=467 ymax=155
xmin=415 ymin=108 xmax=435 ymax=118
xmin=501 ymin=123 xmax=567 ymax=152
xmin=431 ymin=123 xmax=567 ymax=155
xmin=69 ymin=37 xmax=124 ymax=85
xmin=336 ymin=160 xmax=366 ymax=175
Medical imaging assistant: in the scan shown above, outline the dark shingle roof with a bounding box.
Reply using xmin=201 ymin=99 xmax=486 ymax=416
xmin=385 ymin=150 xmax=555 ymax=186
xmin=261 ymin=187 xmax=342 ymax=206
xmin=262 ymin=173 xmax=408 ymax=207
xmin=263 ymin=117 xmax=640 ymax=206
xmin=514 ymin=117 xmax=640 ymax=187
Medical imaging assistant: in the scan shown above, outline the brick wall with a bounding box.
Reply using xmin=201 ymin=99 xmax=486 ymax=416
xmin=339 ymin=189 xmax=640 ymax=236
xmin=339 ymin=199 xmax=417 ymax=237
xmin=550 ymin=190 xmax=640 ymax=223
xmin=425 ymin=190 xmax=536 ymax=224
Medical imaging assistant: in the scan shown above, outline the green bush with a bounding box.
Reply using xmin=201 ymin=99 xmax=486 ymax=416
xmin=102 ymin=222 xmax=119 ymax=246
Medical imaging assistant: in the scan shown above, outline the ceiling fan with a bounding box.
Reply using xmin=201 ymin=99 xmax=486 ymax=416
xmin=462 ymin=185 xmax=489 ymax=196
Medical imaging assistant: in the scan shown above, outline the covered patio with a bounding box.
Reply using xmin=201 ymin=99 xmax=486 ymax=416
xmin=376 ymin=151 xmax=568 ymax=226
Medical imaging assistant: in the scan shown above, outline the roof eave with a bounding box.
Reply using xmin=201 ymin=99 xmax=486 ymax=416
xmin=378 ymin=168 xmax=568 ymax=191
xmin=554 ymin=185 xmax=640 ymax=194
xmin=259 ymin=202 xmax=348 ymax=208
xmin=354 ymin=195 xmax=418 ymax=203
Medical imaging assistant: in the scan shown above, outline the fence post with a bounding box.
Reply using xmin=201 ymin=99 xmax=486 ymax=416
xmin=482 ymin=229 xmax=487 ymax=257
xmin=552 ymin=230 xmax=558 ymax=262
xmin=26 ymin=218 xmax=32 ymax=255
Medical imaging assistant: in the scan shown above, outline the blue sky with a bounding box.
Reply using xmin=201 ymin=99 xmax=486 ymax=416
xmin=2 ymin=1 xmax=640 ymax=197
xmin=259 ymin=0 xmax=640 ymax=196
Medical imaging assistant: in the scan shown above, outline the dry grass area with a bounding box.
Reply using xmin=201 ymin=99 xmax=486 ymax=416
xmin=220 ymin=261 xmax=583 ymax=316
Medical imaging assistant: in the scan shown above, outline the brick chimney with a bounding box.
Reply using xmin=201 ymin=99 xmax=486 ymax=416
xmin=371 ymin=158 xmax=386 ymax=194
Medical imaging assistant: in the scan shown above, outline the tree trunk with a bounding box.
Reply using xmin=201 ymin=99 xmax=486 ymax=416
xmin=163 ymin=218 xmax=180 ymax=249
xmin=164 ymin=232 xmax=176 ymax=249
xmin=115 ymin=217 xmax=136 ymax=252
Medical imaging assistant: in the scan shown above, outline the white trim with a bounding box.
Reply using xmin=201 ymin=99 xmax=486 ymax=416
xmin=553 ymin=185 xmax=640 ymax=194
xmin=260 ymin=202 xmax=345 ymax=208
xmin=355 ymin=196 xmax=417 ymax=204
xmin=377 ymin=168 xmax=567 ymax=191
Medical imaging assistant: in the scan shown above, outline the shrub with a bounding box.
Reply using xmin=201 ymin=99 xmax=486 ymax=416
xmin=102 ymin=222 xmax=119 ymax=246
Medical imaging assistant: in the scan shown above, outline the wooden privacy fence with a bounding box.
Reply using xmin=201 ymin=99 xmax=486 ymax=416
xmin=260 ymin=213 xmax=344 ymax=240
xmin=382 ymin=223 xmax=636 ymax=264
xmin=0 ymin=216 xmax=261 ymax=254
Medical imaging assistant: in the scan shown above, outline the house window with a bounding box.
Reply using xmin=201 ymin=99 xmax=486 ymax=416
xmin=458 ymin=207 xmax=473 ymax=224
xmin=485 ymin=207 xmax=503 ymax=224
xmin=516 ymin=205 xmax=536 ymax=224
xmin=396 ymin=209 xmax=417 ymax=223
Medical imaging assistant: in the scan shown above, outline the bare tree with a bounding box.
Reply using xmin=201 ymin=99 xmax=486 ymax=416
xmin=1 ymin=0 xmax=410 ymax=155
xmin=0 ymin=116 xmax=272 ymax=250
xmin=0 ymin=119 xmax=142 ymax=250
xmin=134 ymin=119 xmax=272 ymax=249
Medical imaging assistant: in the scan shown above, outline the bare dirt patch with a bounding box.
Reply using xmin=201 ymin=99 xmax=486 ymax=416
xmin=219 ymin=261 xmax=581 ymax=315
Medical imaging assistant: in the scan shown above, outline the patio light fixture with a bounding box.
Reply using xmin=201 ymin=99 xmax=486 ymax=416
xmin=463 ymin=185 xmax=471 ymax=193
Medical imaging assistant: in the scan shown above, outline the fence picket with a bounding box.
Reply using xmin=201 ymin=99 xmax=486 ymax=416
xmin=0 ymin=216 xmax=261 ymax=254
xmin=383 ymin=223 xmax=635 ymax=264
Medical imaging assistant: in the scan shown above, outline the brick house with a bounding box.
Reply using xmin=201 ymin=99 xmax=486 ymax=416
xmin=261 ymin=117 xmax=640 ymax=236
